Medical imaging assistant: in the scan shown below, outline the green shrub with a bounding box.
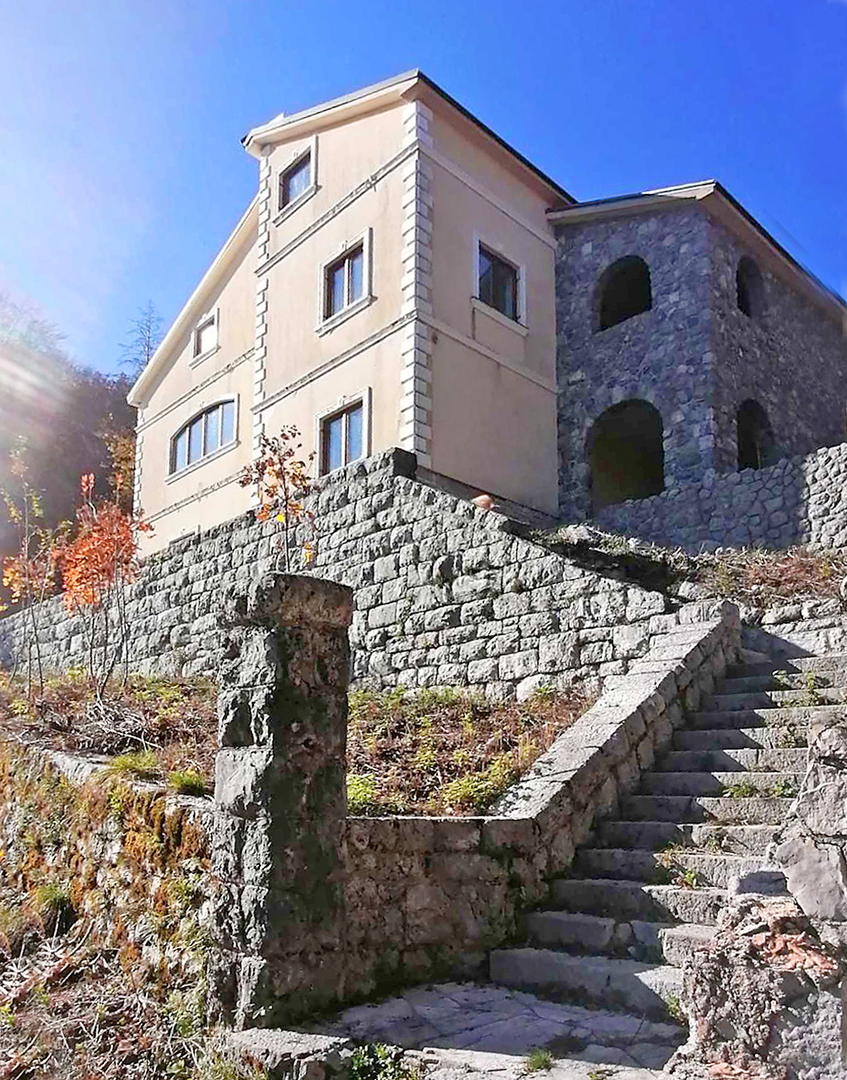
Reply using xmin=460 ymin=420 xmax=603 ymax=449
xmin=349 ymin=1044 xmax=418 ymax=1080
xmin=347 ymin=774 xmax=382 ymax=815
xmin=167 ymin=769 xmax=209 ymax=797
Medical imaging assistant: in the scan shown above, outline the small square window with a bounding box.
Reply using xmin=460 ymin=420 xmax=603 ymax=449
xmin=279 ymin=152 xmax=311 ymax=210
xmin=320 ymin=401 xmax=364 ymax=474
xmin=193 ymin=316 xmax=217 ymax=358
xmin=478 ymin=245 xmax=519 ymax=321
xmin=324 ymin=245 xmax=365 ymax=320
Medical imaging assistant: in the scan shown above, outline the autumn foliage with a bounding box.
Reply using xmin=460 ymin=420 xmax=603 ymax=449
xmin=239 ymin=426 xmax=316 ymax=571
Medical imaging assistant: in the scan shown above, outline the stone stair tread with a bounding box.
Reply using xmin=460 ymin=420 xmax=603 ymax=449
xmin=687 ymin=705 xmax=839 ymax=729
xmin=489 ymin=948 xmax=683 ymax=1018
xmin=595 ymin=820 xmax=778 ymax=854
xmin=657 ymin=748 xmax=806 ymax=772
xmin=419 ymin=1048 xmax=665 ymax=1079
xmin=620 ymin=794 xmax=792 ymax=824
xmin=721 ymin=671 xmax=847 ymax=693
xmin=706 ymin=687 xmax=847 ymax=710
xmin=673 ymin=727 xmax=806 ymax=750
xmin=728 ymin=653 xmax=847 ymax=679
xmin=575 ymin=848 xmax=765 ymax=887
xmin=638 ymin=770 xmax=802 ymax=796
xmin=550 ymin=878 xmax=727 ymax=924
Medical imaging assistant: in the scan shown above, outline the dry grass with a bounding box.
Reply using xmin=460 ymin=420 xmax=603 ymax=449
xmin=0 ymin=888 xmax=265 ymax=1079
xmin=0 ymin=672 xmax=217 ymax=791
xmin=346 ymin=684 xmax=594 ymax=816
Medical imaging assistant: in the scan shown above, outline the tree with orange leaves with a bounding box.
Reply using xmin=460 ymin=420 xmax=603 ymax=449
xmin=56 ymin=471 xmax=151 ymax=688
xmin=239 ymin=426 xmax=316 ymax=573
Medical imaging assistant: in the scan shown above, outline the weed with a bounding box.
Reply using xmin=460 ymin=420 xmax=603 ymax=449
xmin=32 ymin=983 xmax=50 ymax=1007
xmin=167 ymin=769 xmax=209 ymax=797
xmin=666 ymin=994 xmax=686 ymax=1024
xmin=525 ymin=1048 xmax=554 ymax=1072
xmin=771 ymin=778 xmax=799 ymax=799
xmin=349 ymin=1044 xmax=420 ymax=1080
xmin=0 ymin=1005 xmax=16 ymax=1028
xmin=725 ymin=779 xmax=760 ymax=799
xmin=587 ymin=1070 xmax=617 ymax=1080
xmin=205 ymin=1055 xmax=269 ymax=1080
xmin=31 ymin=881 xmax=75 ymax=935
xmin=106 ymin=749 xmax=161 ymax=781
xmin=347 ymin=774 xmax=383 ymax=816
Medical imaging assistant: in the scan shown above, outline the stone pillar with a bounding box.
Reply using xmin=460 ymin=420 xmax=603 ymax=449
xmin=210 ymin=573 xmax=353 ymax=1028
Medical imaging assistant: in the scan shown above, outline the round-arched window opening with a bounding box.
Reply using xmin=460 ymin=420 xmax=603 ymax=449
xmin=736 ymin=257 xmax=766 ymax=318
xmin=586 ymin=399 xmax=665 ymax=512
xmin=596 ymin=256 xmax=652 ymax=332
xmin=736 ymin=399 xmax=775 ymax=471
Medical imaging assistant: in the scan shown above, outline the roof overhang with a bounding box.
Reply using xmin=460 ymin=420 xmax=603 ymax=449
xmin=127 ymin=196 xmax=258 ymax=408
xmin=548 ymin=180 xmax=847 ymax=325
xmin=242 ymin=70 xmax=574 ymax=206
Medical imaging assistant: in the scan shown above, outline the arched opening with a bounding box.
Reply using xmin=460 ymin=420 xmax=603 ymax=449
xmin=736 ymin=399 xmax=775 ymax=470
xmin=736 ymin=257 xmax=765 ymax=318
xmin=587 ymin=400 xmax=665 ymax=512
xmin=597 ymin=256 xmax=652 ymax=331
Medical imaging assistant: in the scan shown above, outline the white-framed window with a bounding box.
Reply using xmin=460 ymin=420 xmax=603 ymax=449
xmin=279 ymin=150 xmax=312 ymax=210
xmin=477 ymin=243 xmax=520 ymax=322
xmin=274 ymin=136 xmax=318 ymax=223
xmin=318 ymin=231 xmax=373 ymax=332
xmin=192 ymin=311 xmax=218 ymax=360
xmin=325 ymin=244 xmax=364 ymax=319
xmin=318 ymin=394 xmax=369 ymax=475
xmin=170 ymin=399 xmax=236 ymax=475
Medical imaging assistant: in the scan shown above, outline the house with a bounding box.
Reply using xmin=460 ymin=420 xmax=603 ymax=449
xmin=129 ymin=71 xmax=847 ymax=553
xmin=129 ymin=71 xmax=570 ymax=551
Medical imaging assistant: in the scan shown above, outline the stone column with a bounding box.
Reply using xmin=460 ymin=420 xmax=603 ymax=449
xmin=210 ymin=573 xmax=353 ymax=1028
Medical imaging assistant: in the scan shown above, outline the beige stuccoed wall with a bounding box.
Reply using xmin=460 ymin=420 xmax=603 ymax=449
xmin=422 ymin=104 xmax=560 ymax=515
xmin=136 ymin=224 xmax=258 ymax=552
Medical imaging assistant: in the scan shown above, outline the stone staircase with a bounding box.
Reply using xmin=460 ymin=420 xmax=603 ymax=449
xmin=488 ymin=644 xmax=844 ymax=1070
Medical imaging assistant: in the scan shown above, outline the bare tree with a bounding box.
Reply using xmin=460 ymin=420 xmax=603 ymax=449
xmin=120 ymin=301 xmax=163 ymax=377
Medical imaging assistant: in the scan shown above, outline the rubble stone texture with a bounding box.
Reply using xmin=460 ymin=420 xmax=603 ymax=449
xmin=0 ymin=450 xmax=673 ymax=694
xmin=210 ymin=573 xmax=354 ymax=1027
xmin=555 ymin=205 xmax=847 ymax=526
xmin=594 ymin=441 xmax=847 ymax=553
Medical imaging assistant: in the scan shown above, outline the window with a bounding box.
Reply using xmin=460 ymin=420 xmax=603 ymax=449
xmin=170 ymin=400 xmax=236 ymax=474
xmin=478 ymin=244 xmax=519 ymax=321
xmin=324 ymin=245 xmax=364 ymax=320
xmin=736 ymin=256 xmax=766 ymax=318
xmin=193 ymin=315 xmax=217 ymax=359
xmin=320 ymin=401 xmax=364 ymax=474
xmin=597 ymin=256 xmax=652 ymax=331
xmin=279 ymin=152 xmax=311 ymax=210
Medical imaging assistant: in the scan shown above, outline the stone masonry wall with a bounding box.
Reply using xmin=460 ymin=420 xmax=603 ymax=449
xmin=555 ymin=206 xmax=714 ymax=521
xmin=0 ymin=449 xmax=673 ymax=698
xmin=594 ymin=440 xmax=847 ymax=552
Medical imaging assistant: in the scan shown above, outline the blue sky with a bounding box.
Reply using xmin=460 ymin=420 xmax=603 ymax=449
xmin=1 ymin=0 xmax=846 ymax=373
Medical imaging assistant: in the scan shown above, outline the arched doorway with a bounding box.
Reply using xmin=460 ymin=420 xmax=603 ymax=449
xmin=587 ymin=400 xmax=665 ymax=512
xmin=736 ymin=399 xmax=775 ymax=470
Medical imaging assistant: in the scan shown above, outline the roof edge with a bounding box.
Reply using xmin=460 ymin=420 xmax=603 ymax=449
xmin=128 ymin=196 xmax=259 ymax=408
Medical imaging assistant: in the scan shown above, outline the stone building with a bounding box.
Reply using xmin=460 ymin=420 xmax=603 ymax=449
xmin=128 ymin=73 xmax=847 ymax=552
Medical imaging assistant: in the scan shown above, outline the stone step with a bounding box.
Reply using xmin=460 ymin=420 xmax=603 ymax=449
xmin=673 ymin=727 xmax=806 ymax=751
xmin=657 ymin=747 xmax=807 ymax=773
xmin=524 ymin=910 xmax=715 ymax=967
xmin=595 ymin=820 xmax=778 ymax=855
xmin=574 ymin=849 xmax=764 ymax=888
xmin=638 ymin=770 xmax=802 ymax=798
xmin=721 ymin=670 xmax=847 ymax=694
xmin=620 ymin=795 xmax=791 ymax=825
xmin=687 ymin=705 xmax=835 ymax=730
xmin=727 ymin=653 xmax=847 ymax=680
xmin=421 ymin=1046 xmax=670 ymax=1079
xmin=705 ymin=688 xmax=847 ymax=711
xmin=550 ymin=878 xmax=726 ymax=924
xmin=489 ymin=948 xmax=683 ymax=1020
xmin=735 ymin=647 xmax=776 ymax=668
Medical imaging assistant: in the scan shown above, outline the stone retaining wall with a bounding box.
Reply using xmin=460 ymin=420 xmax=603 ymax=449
xmin=0 ymin=449 xmax=674 ymax=698
xmin=594 ymin=441 xmax=847 ymax=553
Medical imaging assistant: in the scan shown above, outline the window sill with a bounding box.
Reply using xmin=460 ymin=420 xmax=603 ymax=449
xmin=189 ymin=343 xmax=221 ymax=369
xmin=166 ymin=439 xmax=239 ymax=484
xmin=471 ymin=297 xmax=528 ymax=337
xmin=273 ymin=184 xmax=319 ymax=226
xmin=316 ymin=294 xmax=375 ymax=336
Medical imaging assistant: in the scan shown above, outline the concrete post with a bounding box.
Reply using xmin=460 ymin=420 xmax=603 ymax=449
xmin=210 ymin=573 xmax=353 ymax=1027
